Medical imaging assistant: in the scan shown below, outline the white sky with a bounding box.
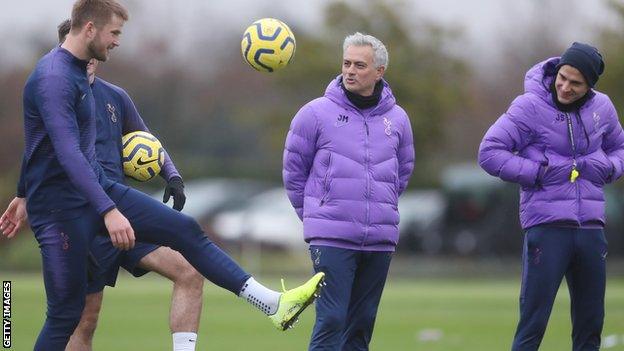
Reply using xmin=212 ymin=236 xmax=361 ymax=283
xmin=0 ymin=0 xmax=618 ymax=71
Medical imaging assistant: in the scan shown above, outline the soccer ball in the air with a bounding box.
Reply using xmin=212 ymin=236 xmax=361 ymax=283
xmin=241 ymin=18 xmax=296 ymax=72
xmin=122 ymin=131 xmax=164 ymax=182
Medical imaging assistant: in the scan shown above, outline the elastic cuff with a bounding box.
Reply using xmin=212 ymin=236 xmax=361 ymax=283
xmin=99 ymin=204 xmax=117 ymax=216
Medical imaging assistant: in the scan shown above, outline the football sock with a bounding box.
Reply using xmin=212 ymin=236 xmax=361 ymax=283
xmin=173 ymin=332 xmax=197 ymax=351
xmin=238 ymin=277 xmax=280 ymax=315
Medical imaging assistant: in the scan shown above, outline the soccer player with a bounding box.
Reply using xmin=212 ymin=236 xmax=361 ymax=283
xmin=283 ymin=32 xmax=414 ymax=350
xmin=1 ymin=19 xmax=204 ymax=351
xmin=479 ymin=43 xmax=624 ymax=350
xmin=1 ymin=1 xmax=323 ymax=349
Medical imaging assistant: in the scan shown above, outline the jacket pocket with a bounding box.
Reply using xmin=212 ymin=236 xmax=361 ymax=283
xmin=579 ymin=149 xmax=612 ymax=186
xmin=320 ymin=152 xmax=333 ymax=206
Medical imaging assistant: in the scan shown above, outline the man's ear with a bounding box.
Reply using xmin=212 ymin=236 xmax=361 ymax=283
xmin=376 ymin=65 xmax=386 ymax=80
xmin=84 ymin=21 xmax=97 ymax=39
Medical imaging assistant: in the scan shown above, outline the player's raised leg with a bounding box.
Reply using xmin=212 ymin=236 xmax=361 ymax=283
xmin=107 ymin=182 xmax=325 ymax=330
xmin=136 ymin=247 xmax=204 ymax=350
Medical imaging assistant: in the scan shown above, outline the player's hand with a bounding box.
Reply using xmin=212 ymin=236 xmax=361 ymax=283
xmin=104 ymin=208 xmax=135 ymax=250
xmin=0 ymin=197 xmax=28 ymax=238
xmin=163 ymin=177 xmax=186 ymax=211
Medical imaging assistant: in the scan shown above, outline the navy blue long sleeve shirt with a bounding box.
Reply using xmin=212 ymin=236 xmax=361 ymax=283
xmin=92 ymin=77 xmax=180 ymax=183
xmin=21 ymin=47 xmax=115 ymax=225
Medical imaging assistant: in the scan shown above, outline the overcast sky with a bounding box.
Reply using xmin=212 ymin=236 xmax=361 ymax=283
xmin=0 ymin=0 xmax=618 ymax=71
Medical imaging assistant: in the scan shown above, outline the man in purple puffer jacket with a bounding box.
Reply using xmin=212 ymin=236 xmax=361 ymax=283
xmin=283 ymin=32 xmax=414 ymax=350
xmin=479 ymin=42 xmax=624 ymax=350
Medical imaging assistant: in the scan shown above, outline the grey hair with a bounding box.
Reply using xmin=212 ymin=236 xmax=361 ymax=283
xmin=343 ymin=32 xmax=389 ymax=69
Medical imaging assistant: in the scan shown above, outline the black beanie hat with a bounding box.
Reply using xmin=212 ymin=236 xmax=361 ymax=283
xmin=557 ymin=42 xmax=605 ymax=87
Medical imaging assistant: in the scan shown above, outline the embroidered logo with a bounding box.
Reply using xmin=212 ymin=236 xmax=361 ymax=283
xmin=106 ymin=103 xmax=117 ymax=123
xmin=60 ymin=232 xmax=69 ymax=251
xmin=335 ymin=114 xmax=349 ymax=127
xmin=383 ymin=117 xmax=392 ymax=136
xmin=312 ymin=248 xmax=322 ymax=266
xmin=593 ymin=112 xmax=600 ymax=129
xmin=555 ymin=113 xmax=565 ymax=122
xmin=532 ymin=247 xmax=542 ymax=265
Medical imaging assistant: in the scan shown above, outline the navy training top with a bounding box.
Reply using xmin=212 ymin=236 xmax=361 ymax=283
xmin=92 ymin=77 xmax=180 ymax=184
xmin=20 ymin=47 xmax=115 ymax=225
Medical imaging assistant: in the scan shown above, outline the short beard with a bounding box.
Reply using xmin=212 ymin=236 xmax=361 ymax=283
xmin=87 ymin=39 xmax=107 ymax=62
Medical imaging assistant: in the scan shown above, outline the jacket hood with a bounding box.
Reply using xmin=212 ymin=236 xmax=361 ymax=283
xmin=524 ymin=57 xmax=595 ymax=107
xmin=524 ymin=57 xmax=560 ymax=106
xmin=324 ymin=75 xmax=397 ymax=115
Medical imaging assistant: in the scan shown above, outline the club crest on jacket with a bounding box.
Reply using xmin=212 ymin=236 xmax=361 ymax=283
xmin=383 ymin=117 xmax=392 ymax=136
xmin=106 ymin=103 xmax=117 ymax=123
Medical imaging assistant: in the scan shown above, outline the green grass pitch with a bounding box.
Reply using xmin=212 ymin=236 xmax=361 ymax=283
xmin=5 ymin=274 xmax=624 ymax=350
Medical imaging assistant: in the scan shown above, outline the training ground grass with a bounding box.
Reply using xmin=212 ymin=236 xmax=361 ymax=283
xmin=4 ymin=274 xmax=624 ymax=350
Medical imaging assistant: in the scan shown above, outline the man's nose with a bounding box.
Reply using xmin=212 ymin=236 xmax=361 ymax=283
xmin=561 ymin=82 xmax=571 ymax=92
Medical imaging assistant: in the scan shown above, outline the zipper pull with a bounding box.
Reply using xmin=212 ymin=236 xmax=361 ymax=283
xmin=570 ymin=162 xmax=579 ymax=183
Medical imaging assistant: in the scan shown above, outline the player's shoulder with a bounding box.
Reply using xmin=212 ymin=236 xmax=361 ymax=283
xmin=32 ymin=48 xmax=73 ymax=81
xmin=27 ymin=49 xmax=81 ymax=94
xmin=95 ymin=77 xmax=125 ymax=95
xmin=94 ymin=77 xmax=132 ymax=102
xmin=40 ymin=47 xmax=82 ymax=76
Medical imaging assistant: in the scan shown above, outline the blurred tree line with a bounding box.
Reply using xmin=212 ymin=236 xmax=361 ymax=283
xmin=2 ymin=0 xmax=624 ymax=258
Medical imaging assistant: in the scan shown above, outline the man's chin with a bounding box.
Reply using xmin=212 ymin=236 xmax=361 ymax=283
xmin=96 ymin=54 xmax=108 ymax=62
xmin=557 ymin=95 xmax=576 ymax=105
xmin=344 ymin=82 xmax=358 ymax=91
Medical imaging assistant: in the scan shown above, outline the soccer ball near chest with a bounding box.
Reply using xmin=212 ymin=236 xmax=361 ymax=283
xmin=121 ymin=131 xmax=164 ymax=182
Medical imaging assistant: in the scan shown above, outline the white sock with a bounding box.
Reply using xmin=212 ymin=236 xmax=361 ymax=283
xmin=173 ymin=332 xmax=197 ymax=351
xmin=238 ymin=277 xmax=281 ymax=315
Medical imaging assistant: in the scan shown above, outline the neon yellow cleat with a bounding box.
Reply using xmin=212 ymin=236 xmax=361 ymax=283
xmin=269 ymin=272 xmax=326 ymax=331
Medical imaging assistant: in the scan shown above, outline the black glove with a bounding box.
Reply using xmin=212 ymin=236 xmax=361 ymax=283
xmin=163 ymin=177 xmax=186 ymax=211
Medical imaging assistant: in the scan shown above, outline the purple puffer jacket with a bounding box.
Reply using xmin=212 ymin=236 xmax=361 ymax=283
xmin=479 ymin=57 xmax=624 ymax=229
xmin=283 ymin=76 xmax=414 ymax=251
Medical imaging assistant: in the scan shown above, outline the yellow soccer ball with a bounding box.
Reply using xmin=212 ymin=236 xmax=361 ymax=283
xmin=121 ymin=131 xmax=164 ymax=182
xmin=241 ymin=18 xmax=296 ymax=72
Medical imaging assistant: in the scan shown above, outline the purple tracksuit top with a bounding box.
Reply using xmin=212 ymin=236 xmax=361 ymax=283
xmin=478 ymin=57 xmax=624 ymax=229
xmin=283 ymin=76 xmax=415 ymax=251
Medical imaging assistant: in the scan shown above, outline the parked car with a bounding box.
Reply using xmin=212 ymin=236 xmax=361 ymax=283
xmin=397 ymin=190 xmax=446 ymax=254
xmin=440 ymin=163 xmax=522 ymax=256
xmin=211 ymin=187 xmax=306 ymax=249
xmin=440 ymin=164 xmax=624 ymax=257
xmin=151 ymin=178 xmax=270 ymax=238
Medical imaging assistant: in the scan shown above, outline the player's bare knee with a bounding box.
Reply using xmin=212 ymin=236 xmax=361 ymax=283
xmin=179 ymin=263 xmax=204 ymax=291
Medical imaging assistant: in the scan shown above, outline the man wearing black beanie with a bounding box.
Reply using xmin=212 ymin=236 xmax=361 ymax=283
xmin=551 ymin=42 xmax=606 ymax=112
xmin=558 ymin=42 xmax=605 ymax=88
xmin=479 ymin=41 xmax=624 ymax=351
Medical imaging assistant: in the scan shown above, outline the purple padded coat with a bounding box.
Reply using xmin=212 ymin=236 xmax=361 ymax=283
xmin=283 ymin=76 xmax=414 ymax=251
xmin=478 ymin=57 xmax=624 ymax=229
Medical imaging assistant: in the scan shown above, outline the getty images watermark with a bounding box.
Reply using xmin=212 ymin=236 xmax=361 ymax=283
xmin=3 ymin=281 xmax=10 ymax=348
